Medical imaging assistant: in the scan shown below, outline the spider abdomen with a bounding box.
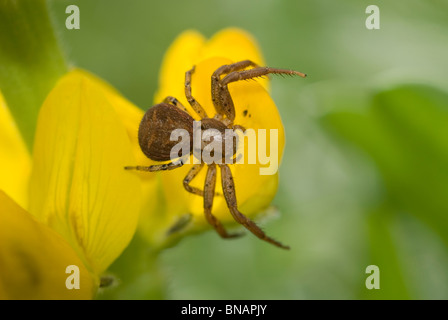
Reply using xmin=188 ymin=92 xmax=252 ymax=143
xmin=138 ymin=103 xmax=194 ymax=161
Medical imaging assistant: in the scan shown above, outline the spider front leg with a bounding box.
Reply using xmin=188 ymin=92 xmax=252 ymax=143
xmin=185 ymin=67 xmax=208 ymax=118
xmin=219 ymin=164 xmax=290 ymax=249
xmin=213 ymin=61 xmax=307 ymax=124
xmin=163 ymin=96 xmax=188 ymax=113
xmin=204 ymin=164 xmax=242 ymax=239
xmin=211 ymin=60 xmax=259 ymax=123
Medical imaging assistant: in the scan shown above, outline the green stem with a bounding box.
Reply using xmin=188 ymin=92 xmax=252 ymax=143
xmin=0 ymin=0 xmax=68 ymax=150
xmin=97 ymin=233 xmax=167 ymax=300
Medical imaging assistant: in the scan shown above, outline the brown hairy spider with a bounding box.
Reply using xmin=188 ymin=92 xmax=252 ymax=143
xmin=125 ymin=60 xmax=306 ymax=249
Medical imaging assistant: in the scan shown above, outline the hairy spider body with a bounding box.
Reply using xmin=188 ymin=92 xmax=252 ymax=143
xmin=125 ymin=60 xmax=306 ymax=249
xmin=138 ymin=103 xmax=194 ymax=161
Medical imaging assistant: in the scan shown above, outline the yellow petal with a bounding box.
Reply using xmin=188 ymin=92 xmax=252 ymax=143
xmin=0 ymin=91 xmax=31 ymax=209
xmin=155 ymin=30 xmax=206 ymax=106
xmin=79 ymin=71 xmax=150 ymax=170
xmin=0 ymin=191 xmax=95 ymax=300
xmin=82 ymin=72 xmax=161 ymax=235
xmin=86 ymin=73 xmax=164 ymax=249
xmin=198 ymin=28 xmax=268 ymax=91
xmin=199 ymin=28 xmax=265 ymax=63
xmin=154 ymin=28 xmax=268 ymax=109
xmin=29 ymin=69 xmax=142 ymax=275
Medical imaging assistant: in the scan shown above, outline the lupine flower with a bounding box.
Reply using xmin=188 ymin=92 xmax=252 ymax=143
xmin=0 ymin=70 xmax=144 ymax=299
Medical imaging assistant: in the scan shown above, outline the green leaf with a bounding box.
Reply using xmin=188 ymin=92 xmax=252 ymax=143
xmin=361 ymin=206 xmax=412 ymax=299
xmin=326 ymin=84 xmax=448 ymax=246
xmin=0 ymin=0 xmax=68 ymax=150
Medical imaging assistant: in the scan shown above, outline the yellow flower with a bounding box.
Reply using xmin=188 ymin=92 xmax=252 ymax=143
xmin=136 ymin=28 xmax=286 ymax=247
xmin=0 ymin=69 xmax=143 ymax=299
xmin=0 ymin=191 xmax=94 ymax=299
xmin=0 ymin=91 xmax=31 ymax=209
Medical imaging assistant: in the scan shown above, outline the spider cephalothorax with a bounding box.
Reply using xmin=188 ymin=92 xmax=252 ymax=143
xmin=125 ymin=60 xmax=306 ymax=249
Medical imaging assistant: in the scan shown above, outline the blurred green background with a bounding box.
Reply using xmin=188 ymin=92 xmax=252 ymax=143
xmin=45 ymin=0 xmax=448 ymax=299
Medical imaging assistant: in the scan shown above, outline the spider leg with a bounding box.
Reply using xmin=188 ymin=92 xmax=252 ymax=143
xmin=163 ymin=96 xmax=188 ymax=112
xmin=124 ymin=160 xmax=185 ymax=172
xmin=185 ymin=66 xmax=209 ymax=118
xmin=211 ymin=60 xmax=259 ymax=122
xmin=222 ymin=67 xmax=306 ymax=85
xmin=204 ymin=164 xmax=242 ymax=239
xmin=183 ymin=163 xmax=205 ymax=196
xmin=232 ymin=124 xmax=246 ymax=133
xmin=215 ymin=64 xmax=307 ymax=124
xmin=219 ymin=164 xmax=290 ymax=249
xmin=183 ymin=163 xmax=222 ymax=197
